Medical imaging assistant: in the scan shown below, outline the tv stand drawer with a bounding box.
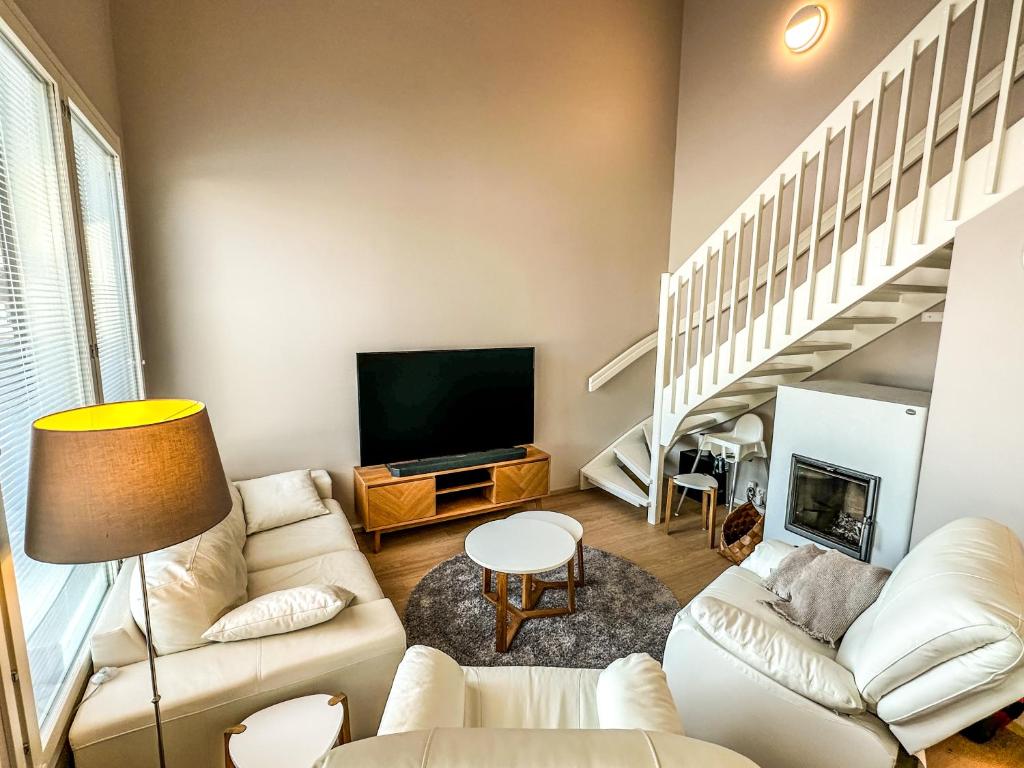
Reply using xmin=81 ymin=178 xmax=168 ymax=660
xmin=366 ymin=479 xmax=435 ymax=528
xmin=493 ymin=460 xmax=549 ymax=504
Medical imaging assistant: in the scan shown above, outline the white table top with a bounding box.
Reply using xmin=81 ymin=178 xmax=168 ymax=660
xmin=229 ymin=694 xmax=344 ymax=768
xmin=465 ymin=519 xmax=576 ymax=574
xmin=507 ymin=510 xmax=584 ymax=543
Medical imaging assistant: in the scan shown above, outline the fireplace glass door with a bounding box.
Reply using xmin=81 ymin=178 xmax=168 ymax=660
xmin=785 ymin=455 xmax=879 ymax=561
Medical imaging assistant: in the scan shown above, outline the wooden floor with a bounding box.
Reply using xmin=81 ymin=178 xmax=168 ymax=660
xmin=357 ymin=487 xmax=1017 ymax=768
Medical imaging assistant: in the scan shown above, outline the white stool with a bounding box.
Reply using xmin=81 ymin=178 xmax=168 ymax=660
xmin=507 ymin=509 xmax=585 ymax=586
xmin=691 ymin=414 xmax=768 ymax=512
xmin=225 ymin=693 xmax=349 ymax=768
xmin=664 ymin=473 xmax=718 ymax=548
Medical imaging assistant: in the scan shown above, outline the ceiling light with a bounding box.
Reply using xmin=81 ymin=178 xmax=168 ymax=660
xmin=785 ymin=5 xmax=828 ymax=53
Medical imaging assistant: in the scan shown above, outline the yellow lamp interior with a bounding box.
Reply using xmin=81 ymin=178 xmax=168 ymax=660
xmin=785 ymin=5 xmax=827 ymax=53
xmin=34 ymin=399 xmax=204 ymax=432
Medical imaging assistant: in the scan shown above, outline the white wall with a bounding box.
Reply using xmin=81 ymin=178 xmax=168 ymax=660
xmin=108 ymin=0 xmax=684 ymax=511
xmin=912 ymin=186 xmax=1024 ymax=543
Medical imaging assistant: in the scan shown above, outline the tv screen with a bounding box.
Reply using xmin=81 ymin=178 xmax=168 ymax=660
xmin=356 ymin=347 xmax=535 ymax=466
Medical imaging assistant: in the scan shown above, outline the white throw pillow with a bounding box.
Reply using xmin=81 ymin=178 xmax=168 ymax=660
xmin=202 ymin=584 xmax=353 ymax=642
xmin=596 ymin=653 xmax=684 ymax=734
xmin=740 ymin=539 xmax=797 ymax=579
xmin=235 ymin=469 xmax=330 ymax=534
xmin=130 ymin=504 xmax=248 ymax=655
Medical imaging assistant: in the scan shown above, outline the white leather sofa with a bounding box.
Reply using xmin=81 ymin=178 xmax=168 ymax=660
xmin=663 ymin=517 xmax=1024 ymax=768
xmin=324 ymin=644 xmax=758 ymax=766
xmin=70 ymin=470 xmax=406 ymax=768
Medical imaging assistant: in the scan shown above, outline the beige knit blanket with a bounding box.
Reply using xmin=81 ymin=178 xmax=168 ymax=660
xmin=762 ymin=547 xmax=890 ymax=646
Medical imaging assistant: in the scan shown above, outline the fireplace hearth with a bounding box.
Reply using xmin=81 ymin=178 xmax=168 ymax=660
xmin=785 ymin=454 xmax=879 ymax=561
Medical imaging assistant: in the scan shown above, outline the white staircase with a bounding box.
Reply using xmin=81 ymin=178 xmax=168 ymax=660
xmin=581 ymin=0 xmax=1024 ymax=523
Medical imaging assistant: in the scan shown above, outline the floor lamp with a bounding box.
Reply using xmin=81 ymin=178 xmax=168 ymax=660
xmin=24 ymin=399 xmax=232 ymax=768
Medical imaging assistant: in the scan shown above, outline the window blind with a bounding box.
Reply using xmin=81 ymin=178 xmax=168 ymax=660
xmin=71 ymin=112 xmax=142 ymax=403
xmin=0 ymin=34 xmax=109 ymax=725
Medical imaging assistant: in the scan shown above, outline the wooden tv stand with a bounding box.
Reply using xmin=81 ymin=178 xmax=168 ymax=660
xmin=354 ymin=445 xmax=550 ymax=552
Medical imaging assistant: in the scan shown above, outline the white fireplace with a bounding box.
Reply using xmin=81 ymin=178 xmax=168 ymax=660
xmin=765 ymin=380 xmax=930 ymax=570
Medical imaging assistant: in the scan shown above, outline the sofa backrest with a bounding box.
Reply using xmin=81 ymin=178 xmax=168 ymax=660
xmin=837 ymin=517 xmax=1024 ymax=708
xmin=326 ymin=728 xmax=758 ymax=767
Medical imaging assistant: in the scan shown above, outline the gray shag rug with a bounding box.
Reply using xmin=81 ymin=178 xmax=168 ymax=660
xmin=404 ymin=546 xmax=680 ymax=667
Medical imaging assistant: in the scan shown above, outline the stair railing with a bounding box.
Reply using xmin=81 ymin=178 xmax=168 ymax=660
xmin=644 ymin=0 xmax=1024 ymax=516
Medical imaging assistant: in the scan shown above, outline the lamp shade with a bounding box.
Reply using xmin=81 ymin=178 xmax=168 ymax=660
xmin=25 ymin=399 xmax=231 ymax=564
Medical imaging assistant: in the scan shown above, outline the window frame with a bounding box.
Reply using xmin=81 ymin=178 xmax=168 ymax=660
xmin=0 ymin=3 xmax=144 ymax=766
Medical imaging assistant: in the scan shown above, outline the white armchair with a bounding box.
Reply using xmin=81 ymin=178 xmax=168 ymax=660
xmin=663 ymin=517 xmax=1024 ymax=768
xmin=330 ymin=645 xmax=759 ymax=767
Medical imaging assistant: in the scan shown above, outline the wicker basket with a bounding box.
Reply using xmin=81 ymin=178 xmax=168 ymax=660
xmin=718 ymin=502 xmax=765 ymax=565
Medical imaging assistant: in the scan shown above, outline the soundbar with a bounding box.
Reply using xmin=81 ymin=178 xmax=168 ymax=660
xmin=386 ymin=446 xmax=528 ymax=477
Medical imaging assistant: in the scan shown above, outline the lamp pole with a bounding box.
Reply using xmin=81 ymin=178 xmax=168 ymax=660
xmin=138 ymin=555 xmax=167 ymax=768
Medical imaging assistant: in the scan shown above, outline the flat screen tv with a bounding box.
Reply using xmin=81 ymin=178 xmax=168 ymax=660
xmin=356 ymin=347 xmax=535 ymax=466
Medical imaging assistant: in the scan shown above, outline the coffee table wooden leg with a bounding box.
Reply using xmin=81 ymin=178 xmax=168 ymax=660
xmin=482 ymin=567 xmax=491 ymax=595
xmin=664 ymin=481 xmax=675 ymax=534
xmin=576 ymin=540 xmax=585 ymax=587
xmin=224 ymin=724 xmax=245 ymax=768
xmin=567 ymin=556 xmax=576 ymax=613
xmin=328 ymin=692 xmax=350 ymax=746
xmin=495 ymin=571 xmax=509 ymax=653
xmin=521 ymin=573 xmax=533 ymax=610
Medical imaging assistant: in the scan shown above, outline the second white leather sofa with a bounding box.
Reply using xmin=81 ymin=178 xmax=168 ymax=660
xmin=69 ymin=470 xmax=406 ymax=768
xmin=663 ymin=517 xmax=1024 ymax=768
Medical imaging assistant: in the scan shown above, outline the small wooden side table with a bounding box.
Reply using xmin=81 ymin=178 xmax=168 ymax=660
xmin=465 ymin=518 xmax=577 ymax=653
xmin=664 ymin=473 xmax=719 ymax=547
xmin=225 ymin=693 xmax=349 ymax=768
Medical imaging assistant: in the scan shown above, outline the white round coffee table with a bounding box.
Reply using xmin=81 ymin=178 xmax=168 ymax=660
xmin=507 ymin=510 xmax=585 ymax=586
xmin=465 ymin=518 xmax=576 ymax=652
xmin=225 ymin=693 xmax=348 ymax=768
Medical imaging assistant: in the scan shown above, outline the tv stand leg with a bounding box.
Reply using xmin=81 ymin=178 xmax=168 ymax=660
xmin=373 ymin=531 xmax=381 ymax=553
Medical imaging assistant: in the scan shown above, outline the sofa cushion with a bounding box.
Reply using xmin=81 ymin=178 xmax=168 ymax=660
xmin=243 ymin=499 xmax=357 ymax=572
xmin=837 ymin=517 xmax=1024 ymax=708
xmin=202 ymin=585 xmax=355 ymax=642
xmin=129 ymin=509 xmax=248 ymax=656
xmin=692 ymin=566 xmax=840 ymax=660
xmin=71 ymin=600 xmax=406 ymax=753
xmin=463 ymin=664 xmax=601 ymax=729
xmin=596 ymin=653 xmax=684 ymax=734
xmin=90 ymin=559 xmax=148 ymax=669
xmin=248 ymin=550 xmax=384 ymax=606
xmin=378 ymin=645 xmax=466 ymax=734
xmin=690 ymin=594 xmax=864 ymax=714
xmin=235 ymin=469 xmax=330 ymax=534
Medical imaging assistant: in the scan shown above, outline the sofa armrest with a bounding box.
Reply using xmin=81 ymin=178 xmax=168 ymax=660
xmin=689 ymin=595 xmax=864 ymax=713
xmin=378 ymin=646 xmax=466 ymax=734
xmin=596 ymin=653 xmax=683 ymax=734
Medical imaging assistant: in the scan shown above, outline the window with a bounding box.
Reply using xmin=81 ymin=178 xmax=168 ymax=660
xmin=0 ymin=17 xmax=141 ymax=747
xmin=71 ymin=110 xmax=142 ymax=403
